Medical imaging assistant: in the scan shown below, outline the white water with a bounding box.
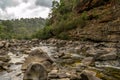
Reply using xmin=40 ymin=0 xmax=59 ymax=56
xmin=0 ymin=52 xmax=28 ymax=80
xmin=0 ymin=45 xmax=56 ymax=80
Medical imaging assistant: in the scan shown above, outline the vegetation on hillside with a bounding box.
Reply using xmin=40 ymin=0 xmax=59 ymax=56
xmin=34 ymin=0 xmax=120 ymax=42
xmin=34 ymin=0 xmax=89 ymax=40
xmin=0 ymin=18 xmax=45 ymax=39
xmin=1 ymin=0 xmax=119 ymax=41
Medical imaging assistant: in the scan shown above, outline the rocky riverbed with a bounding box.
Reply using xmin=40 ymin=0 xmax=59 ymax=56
xmin=0 ymin=39 xmax=120 ymax=80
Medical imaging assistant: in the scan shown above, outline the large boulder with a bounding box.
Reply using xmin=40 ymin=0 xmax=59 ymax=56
xmin=23 ymin=62 xmax=48 ymax=80
xmin=22 ymin=48 xmax=53 ymax=80
xmin=22 ymin=48 xmax=53 ymax=71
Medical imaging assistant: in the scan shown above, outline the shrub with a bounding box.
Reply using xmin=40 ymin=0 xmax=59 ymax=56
xmin=57 ymin=32 xmax=70 ymax=40
xmin=81 ymin=11 xmax=88 ymax=20
xmin=34 ymin=1 xmax=89 ymax=40
xmin=33 ymin=26 xmax=53 ymax=39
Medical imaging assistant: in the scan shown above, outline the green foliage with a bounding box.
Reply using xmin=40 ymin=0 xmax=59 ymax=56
xmin=42 ymin=26 xmax=53 ymax=39
xmin=57 ymin=32 xmax=70 ymax=40
xmin=0 ymin=25 xmax=5 ymax=39
xmin=34 ymin=0 xmax=88 ymax=40
xmin=73 ymin=12 xmax=88 ymax=28
xmin=81 ymin=11 xmax=88 ymax=20
xmin=73 ymin=0 xmax=80 ymax=9
xmin=52 ymin=0 xmax=59 ymax=9
xmin=0 ymin=18 xmax=45 ymax=39
xmin=50 ymin=0 xmax=88 ymax=32
xmin=0 ymin=25 xmax=4 ymax=32
xmin=33 ymin=26 xmax=53 ymax=39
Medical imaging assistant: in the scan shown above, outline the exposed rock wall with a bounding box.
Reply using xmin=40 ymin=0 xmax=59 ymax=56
xmin=69 ymin=0 xmax=120 ymax=42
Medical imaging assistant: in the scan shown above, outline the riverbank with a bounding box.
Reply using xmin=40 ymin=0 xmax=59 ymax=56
xmin=0 ymin=39 xmax=120 ymax=80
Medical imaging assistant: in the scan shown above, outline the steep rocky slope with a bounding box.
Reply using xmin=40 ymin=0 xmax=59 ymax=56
xmin=69 ymin=0 xmax=120 ymax=42
xmin=40 ymin=0 xmax=120 ymax=42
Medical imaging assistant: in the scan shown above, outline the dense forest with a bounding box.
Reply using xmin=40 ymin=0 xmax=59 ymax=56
xmin=0 ymin=18 xmax=45 ymax=39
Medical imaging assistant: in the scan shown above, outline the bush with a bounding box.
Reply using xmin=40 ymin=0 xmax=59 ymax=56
xmin=81 ymin=11 xmax=88 ymax=20
xmin=40 ymin=12 xmax=87 ymax=39
xmin=33 ymin=1 xmax=89 ymax=40
xmin=33 ymin=26 xmax=53 ymax=39
xmin=57 ymin=32 xmax=70 ymax=40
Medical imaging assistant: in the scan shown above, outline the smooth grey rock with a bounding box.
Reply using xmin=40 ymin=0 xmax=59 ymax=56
xmin=23 ymin=62 xmax=48 ymax=80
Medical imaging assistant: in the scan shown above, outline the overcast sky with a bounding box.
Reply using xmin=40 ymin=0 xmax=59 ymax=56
xmin=0 ymin=0 xmax=58 ymax=20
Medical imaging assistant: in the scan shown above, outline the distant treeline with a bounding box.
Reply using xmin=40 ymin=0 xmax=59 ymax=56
xmin=0 ymin=18 xmax=45 ymax=39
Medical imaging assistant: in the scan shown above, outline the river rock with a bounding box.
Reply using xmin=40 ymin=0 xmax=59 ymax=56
xmin=80 ymin=70 xmax=102 ymax=80
xmin=97 ymin=52 xmax=117 ymax=61
xmin=23 ymin=62 xmax=48 ymax=80
xmin=81 ymin=57 xmax=94 ymax=66
xmin=48 ymin=69 xmax=59 ymax=79
xmin=0 ymin=55 xmax=11 ymax=62
xmin=22 ymin=48 xmax=53 ymax=71
xmin=56 ymin=78 xmax=70 ymax=80
xmin=58 ymin=72 xmax=68 ymax=78
xmin=0 ymin=61 xmax=9 ymax=71
xmin=61 ymin=53 xmax=71 ymax=59
xmin=0 ymin=41 xmax=5 ymax=48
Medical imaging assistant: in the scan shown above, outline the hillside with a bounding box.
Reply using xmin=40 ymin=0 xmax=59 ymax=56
xmin=0 ymin=18 xmax=45 ymax=39
xmin=36 ymin=0 xmax=120 ymax=42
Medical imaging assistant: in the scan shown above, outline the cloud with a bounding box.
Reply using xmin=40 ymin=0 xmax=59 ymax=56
xmin=0 ymin=8 xmax=15 ymax=19
xmin=0 ymin=0 xmax=54 ymax=20
xmin=35 ymin=0 xmax=52 ymax=7
xmin=0 ymin=0 xmax=19 ymax=10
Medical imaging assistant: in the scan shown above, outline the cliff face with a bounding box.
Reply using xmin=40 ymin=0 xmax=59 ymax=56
xmin=47 ymin=0 xmax=120 ymax=42
xmin=74 ymin=0 xmax=111 ymax=13
xmin=69 ymin=0 xmax=120 ymax=42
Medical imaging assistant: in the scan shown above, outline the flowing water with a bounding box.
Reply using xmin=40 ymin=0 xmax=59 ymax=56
xmin=0 ymin=45 xmax=56 ymax=80
xmin=0 ymin=52 xmax=27 ymax=80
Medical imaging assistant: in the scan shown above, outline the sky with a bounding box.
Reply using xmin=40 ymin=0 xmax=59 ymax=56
xmin=0 ymin=0 xmax=58 ymax=20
